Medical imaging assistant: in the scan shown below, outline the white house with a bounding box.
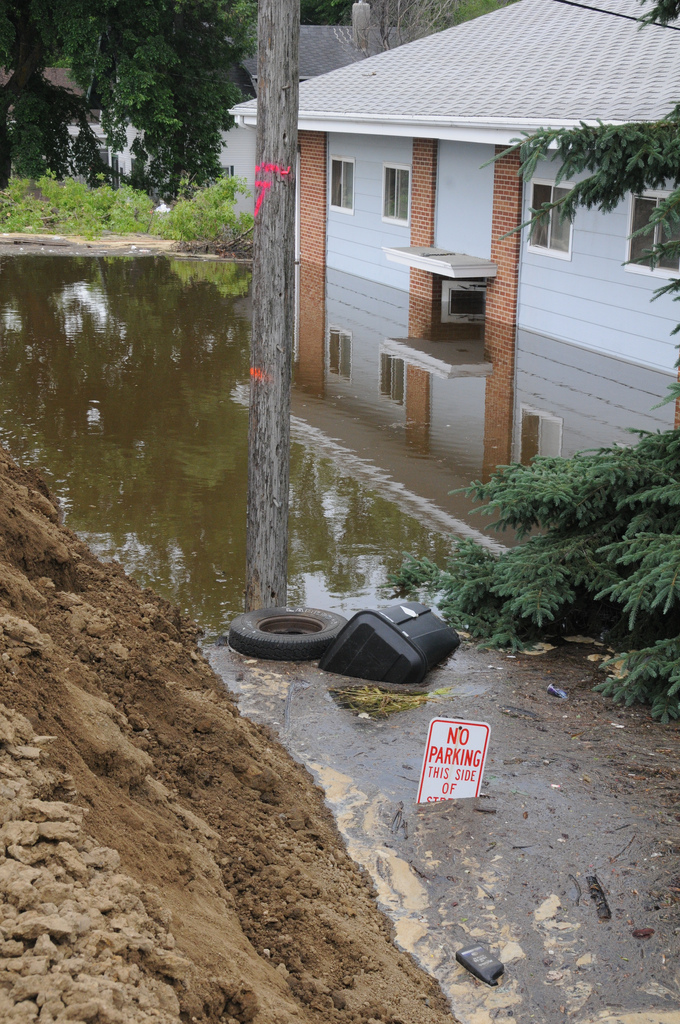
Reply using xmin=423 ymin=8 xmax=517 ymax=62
xmin=233 ymin=0 xmax=680 ymax=434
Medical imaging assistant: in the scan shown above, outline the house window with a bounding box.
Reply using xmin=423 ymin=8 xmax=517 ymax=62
xmin=380 ymin=354 xmax=405 ymax=404
xmin=383 ymin=165 xmax=410 ymax=223
xmin=328 ymin=329 xmax=352 ymax=379
xmin=221 ymin=165 xmax=235 ymax=177
xmin=528 ymin=180 xmax=572 ymax=257
xmin=629 ymin=193 xmax=680 ymax=273
xmin=330 ymin=158 xmax=354 ymax=213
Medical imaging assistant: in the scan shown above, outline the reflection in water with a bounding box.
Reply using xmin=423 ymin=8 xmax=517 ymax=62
xmin=0 ymin=255 xmax=451 ymax=639
xmin=1 ymin=255 xmax=675 ymax=641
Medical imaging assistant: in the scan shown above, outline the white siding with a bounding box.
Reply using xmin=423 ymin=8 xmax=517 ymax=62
xmin=326 ymin=133 xmax=411 ymax=290
xmin=219 ymin=125 xmax=256 ymax=215
xmin=435 ymin=141 xmax=494 ymax=259
xmin=518 ymin=160 xmax=680 ymax=372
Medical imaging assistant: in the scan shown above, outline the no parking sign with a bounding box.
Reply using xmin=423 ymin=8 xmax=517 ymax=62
xmin=417 ymin=718 xmax=490 ymax=803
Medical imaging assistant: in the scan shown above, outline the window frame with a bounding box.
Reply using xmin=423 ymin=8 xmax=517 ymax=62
xmin=526 ymin=178 xmax=574 ymax=261
xmin=329 ymin=156 xmax=355 ymax=215
xmin=382 ymin=162 xmax=411 ymax=226
xmin=626 ymin=190 xmax=679 ymax=280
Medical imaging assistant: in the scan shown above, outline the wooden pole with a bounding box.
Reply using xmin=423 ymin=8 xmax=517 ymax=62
xmin=245 ymin=0 xmax=300 ymax=611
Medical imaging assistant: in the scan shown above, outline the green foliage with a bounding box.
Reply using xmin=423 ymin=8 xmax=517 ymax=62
xmin=391 ymin=430 xmax=680 ymax=720
xmin=151 ymin=176 xmax=253 ymax=244
xmin=300 ymin=0 xmax=353 ymax=23
xmin=0 ymin=175 xmax=154 ymax=238
xmin=0 ymin=1 xmax=256 ymax=193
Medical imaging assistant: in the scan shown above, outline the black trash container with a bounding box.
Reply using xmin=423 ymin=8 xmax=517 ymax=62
xmin=318 ymin=601 xmax=460 ymax=686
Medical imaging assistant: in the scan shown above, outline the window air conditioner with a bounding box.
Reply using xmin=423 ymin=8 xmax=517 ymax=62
xmin=441 ymin=279 xmax=487 ymax=324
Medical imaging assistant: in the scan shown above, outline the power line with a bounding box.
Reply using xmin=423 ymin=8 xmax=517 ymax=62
xmin=550 ymin=0 xmax=680 ymax=30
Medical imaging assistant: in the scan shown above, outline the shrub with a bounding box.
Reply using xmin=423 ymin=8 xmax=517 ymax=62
xmin=391 ymin=429 xmax=680 ymax=720
xmin=0 ymin=175 xmax=154 ymax=238
xmin=151 ymin=175 xmax=253 ymax=244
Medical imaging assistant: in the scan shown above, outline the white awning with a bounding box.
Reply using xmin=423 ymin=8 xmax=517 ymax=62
xmin=382 ymin=245 xmax=497 ymax=278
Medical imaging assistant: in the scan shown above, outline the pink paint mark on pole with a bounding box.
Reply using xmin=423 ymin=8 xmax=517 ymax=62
xmin=254 ymin=163 xmax=291 ymax=217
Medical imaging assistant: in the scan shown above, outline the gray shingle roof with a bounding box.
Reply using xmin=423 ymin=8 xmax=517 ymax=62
xmin=242 ymin=25 xmax=394 ymax=88
xmin=233 ymin=0 xmax=680 ymax=130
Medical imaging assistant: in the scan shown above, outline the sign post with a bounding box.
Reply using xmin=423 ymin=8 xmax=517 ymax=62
xmin=417 ymin=718 xmax=490 ymax=803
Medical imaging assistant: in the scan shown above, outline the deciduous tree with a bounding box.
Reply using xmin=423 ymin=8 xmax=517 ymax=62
xmin=0 ymin=0 xmax=255 ymax=192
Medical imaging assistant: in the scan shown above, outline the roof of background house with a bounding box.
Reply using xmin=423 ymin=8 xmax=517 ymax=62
xmin=0 ymin=67 xmax=83 ymax=95
xmin=233 ymin=0 xmax=680 ymax=139
xmin=241 ymin=24 xmax=393 ymax=88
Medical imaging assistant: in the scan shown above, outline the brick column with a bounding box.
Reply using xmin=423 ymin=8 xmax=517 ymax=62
xmin=298 ymin=130 xmax=327 ymax=267
xmin=481 ymin=147 xmax=523 ymax=480
xmin=675 ymin=368 xmax=680 ymax=429
xmin=408 ymin=138 xmax=441 ymax=337
xmin=485 ymin=146 xmax=523 ymax=334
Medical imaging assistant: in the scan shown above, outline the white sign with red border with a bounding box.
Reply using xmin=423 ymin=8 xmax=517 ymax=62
xmin=417 ymin=718 xmax=491 ymax=803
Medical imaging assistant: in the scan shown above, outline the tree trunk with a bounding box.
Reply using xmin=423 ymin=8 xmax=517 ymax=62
xmin=244 ymin=0 xmax=300 ymax=611
xmin=0 ymin=104 xmax=12 ymax=189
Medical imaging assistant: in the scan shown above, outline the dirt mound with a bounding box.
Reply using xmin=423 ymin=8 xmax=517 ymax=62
xmin=0 ymin=445 xmax=451 ymax=1024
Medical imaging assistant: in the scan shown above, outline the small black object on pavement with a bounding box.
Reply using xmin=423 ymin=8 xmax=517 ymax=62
xmin=318 ymin=602 xmax=460 ymax=685
xmin=455 ymin=943 xmax=505 ymax=985
xmin=586 ymin=875 xmax=612 ymax=920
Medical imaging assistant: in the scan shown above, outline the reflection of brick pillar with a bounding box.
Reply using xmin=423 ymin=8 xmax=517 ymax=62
xmin=405 ymin=365 xmax=431 ymax=452
xmin=482 ymin=321 xmax=516 ymax=481
xmin=299 ymin=130 xmax=326 ymax=266
xmin=296 ymin=263 xmax=326 ymax=396
xmin=409 ymin=139 xmax=439 ymax=336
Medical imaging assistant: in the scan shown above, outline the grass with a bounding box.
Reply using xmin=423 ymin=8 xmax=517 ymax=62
xmin=330 ymin=685 xmax=452 ymax=719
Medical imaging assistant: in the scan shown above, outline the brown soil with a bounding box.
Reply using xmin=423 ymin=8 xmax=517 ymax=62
xmin=0 ymin=444 xmax=452 ymax=1024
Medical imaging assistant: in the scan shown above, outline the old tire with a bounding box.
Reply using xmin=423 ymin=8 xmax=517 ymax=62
xmin=227 ymin=607 xmax=347 ymax=661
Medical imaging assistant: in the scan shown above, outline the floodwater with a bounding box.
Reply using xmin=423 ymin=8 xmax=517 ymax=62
xmin=0 ymin=253 xmax=675 ymax=641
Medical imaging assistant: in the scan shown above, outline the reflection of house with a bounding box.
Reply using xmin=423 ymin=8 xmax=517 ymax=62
xmin=235 ymin=0 xmax=680 ymax=421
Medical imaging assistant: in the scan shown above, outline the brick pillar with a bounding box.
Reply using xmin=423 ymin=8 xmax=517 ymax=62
xmin=299 ymin=130 xmax=327 ymax=267
xmin=296 ymin=263 xmax=326 ymax=396
xmin=675 ymin=368 xmax=680 ymax=429
xmin=408 ymin=138 xmax=440 ymax=337
xmin=481 ymin=147 xmax=523 ymax=480
xmin=485 ymin=146 xmax=523 ymax=334
xmin=405 ymin=365 xmax=431 ymax=452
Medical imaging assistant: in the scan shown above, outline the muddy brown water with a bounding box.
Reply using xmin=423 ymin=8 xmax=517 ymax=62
xmin=1 ymin=253 xmax=675 ymax=643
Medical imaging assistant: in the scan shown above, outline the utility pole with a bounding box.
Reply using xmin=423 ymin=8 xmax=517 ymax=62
xmin=244 ymin=0 xmax=300 ymax=611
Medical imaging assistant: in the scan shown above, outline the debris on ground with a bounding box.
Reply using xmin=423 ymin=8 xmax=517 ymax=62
xmin=586 ymin=875 xmax=612 ymax=920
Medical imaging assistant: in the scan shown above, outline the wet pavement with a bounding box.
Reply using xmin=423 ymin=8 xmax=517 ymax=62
xmin=209 ymin=639 xmax=680 ymax=1024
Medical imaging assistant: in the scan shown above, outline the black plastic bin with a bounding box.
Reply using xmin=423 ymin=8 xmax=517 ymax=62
xmin=318 ymin=601 xmax=460 ymax=686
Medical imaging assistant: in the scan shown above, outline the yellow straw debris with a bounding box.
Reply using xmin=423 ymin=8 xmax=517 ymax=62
xmin=330 ymin=685 xmax=451 ymax=719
